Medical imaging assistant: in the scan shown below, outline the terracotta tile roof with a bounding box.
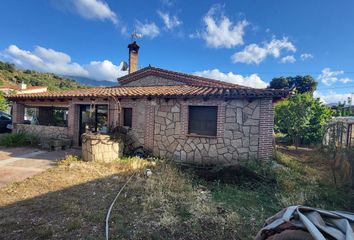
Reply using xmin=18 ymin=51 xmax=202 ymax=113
xmin=6 ymin=84 xmax=289 ymax=100
xmin=118 ymin=66 xmax=250 ymax=88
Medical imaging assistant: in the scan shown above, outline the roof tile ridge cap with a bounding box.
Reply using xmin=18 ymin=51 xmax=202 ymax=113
xmin=151 ymin=66 xmax=254 ymax=88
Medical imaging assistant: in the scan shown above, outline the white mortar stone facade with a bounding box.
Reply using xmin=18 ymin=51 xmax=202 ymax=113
xmin=15 ymin=124 xmax=68 ymax=139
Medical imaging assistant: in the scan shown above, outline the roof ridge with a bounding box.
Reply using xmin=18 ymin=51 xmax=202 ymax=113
xmin=118 ymin=66 xmax=253 ymax=89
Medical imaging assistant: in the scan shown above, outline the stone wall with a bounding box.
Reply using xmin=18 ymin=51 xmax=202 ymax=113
xmin=82 ymin=133 xmax=123 ymax=162
xmin=152 ymin=98 xmax=263 ymax=164
xmin=122 ymin=76 xmax=183 ymax=87
xmin=15 ymin=124 xmax=69 ymax=139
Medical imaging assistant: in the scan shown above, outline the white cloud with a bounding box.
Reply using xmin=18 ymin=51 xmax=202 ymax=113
xmin=72 ymin=0 xmax=118 ymax=24
xmin=194 ymin=69 xmax=268 ymax=88
xmin=280 ymin=55 xmax=296 ymax=64
xmin=85 ymin=60 xmax=127 ymax=80
xmin=1 ymin=45 xmax=127 ymax=81
xmin=317 ymin=68 xmax=353 ymax=86
xmin=314 ymin=90 xmax=352 ymax=104
xmin=300 ymin=53 xmax=313 ymax=60
xmin=135 ymin=21 xmax=160 ymax=39
xmin=191 ymin=5 xmax=248 ymax=48
xmin=157 ymin=11 xmax=182 ymax=30
xmin=231 ymin=37 xmax=296 ymax=64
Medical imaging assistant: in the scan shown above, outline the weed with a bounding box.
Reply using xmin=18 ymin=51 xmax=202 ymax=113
xmin=0 ymin=131 xmax=39 ymax=147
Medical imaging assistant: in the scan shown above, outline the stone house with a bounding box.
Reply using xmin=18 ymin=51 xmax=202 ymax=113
xmin=6 ymin=42 xmax=289 ymax=164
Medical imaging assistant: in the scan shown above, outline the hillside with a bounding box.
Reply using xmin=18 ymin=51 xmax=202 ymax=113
xmin=0 ymin=61 xmax=87 ymax=91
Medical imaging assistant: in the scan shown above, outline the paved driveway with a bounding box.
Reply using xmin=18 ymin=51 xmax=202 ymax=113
xmin=0 ymin=148 xmax=81 ymax=188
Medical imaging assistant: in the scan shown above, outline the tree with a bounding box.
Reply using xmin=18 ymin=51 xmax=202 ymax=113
xmin=0 ymin=92 xmax=8 ymax=112
xmin=269 ymin=75 xmax=317 ymax=94
xmin=275 ymin=93 xmax=332 ymax=147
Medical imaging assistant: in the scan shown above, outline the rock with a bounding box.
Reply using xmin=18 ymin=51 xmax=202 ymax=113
xmin=208 ymin=145 xmax=217 ymax=157
xmin=171 ymin=105 xmax=180 ymax=113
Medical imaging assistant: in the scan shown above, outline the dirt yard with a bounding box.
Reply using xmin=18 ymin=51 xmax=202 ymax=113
xmin=0 ymin=149 xmax=353 ymax=239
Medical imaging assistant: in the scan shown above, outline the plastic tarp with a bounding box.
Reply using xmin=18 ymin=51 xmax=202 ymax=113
xmin=255 ymin=205 xmax=354 ymax=240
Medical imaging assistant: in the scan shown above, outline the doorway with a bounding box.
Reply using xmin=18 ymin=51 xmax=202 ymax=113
xmin=79 ymin=105 xmax=108 ymax=145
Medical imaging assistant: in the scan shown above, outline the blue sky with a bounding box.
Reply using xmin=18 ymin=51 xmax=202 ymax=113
xmin=0 ymin=0 xmax=353 ymax=103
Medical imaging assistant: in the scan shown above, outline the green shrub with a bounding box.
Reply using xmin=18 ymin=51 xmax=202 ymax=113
xmin=0 ymin=132 xmax=39 ymax=147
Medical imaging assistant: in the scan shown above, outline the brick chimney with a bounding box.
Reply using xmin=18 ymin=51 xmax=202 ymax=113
xmin=128 ymin=41 xmax=140 ymax=74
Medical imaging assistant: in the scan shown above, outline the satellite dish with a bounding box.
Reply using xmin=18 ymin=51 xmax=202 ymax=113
xmin=121 ymin=61 xmax=128 ymax=71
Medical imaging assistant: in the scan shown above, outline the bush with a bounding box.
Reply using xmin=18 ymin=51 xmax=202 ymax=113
xmin=275 ymin=93 xmax=332 ymax=146
xmin=0 ymin=132 xmax=39 ymax=147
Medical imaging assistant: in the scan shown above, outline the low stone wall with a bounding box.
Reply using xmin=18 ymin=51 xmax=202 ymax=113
xmin=15 ymin=124 xmax=69 ymax=139
xmin=82 ymin=133 xmax=123 ymax=162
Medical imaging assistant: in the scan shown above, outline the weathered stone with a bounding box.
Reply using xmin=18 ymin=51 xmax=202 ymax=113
xmin=244 ymin=119 xmax=259 ymax=126
xmin=250 ymin=146 xmax=258 ymax=152
xmin=173 ymin=112 xmax=180 ymax=121
xmin=251 ymin=126 xmax=259 ymax=134
xmin=167 ymin=113 xmax=173 ymax=121
xmin=236 ymin=108 xmax=243 ymax=124
xmin=238 ymin=148 xmax=249 ymax=154
xmin=231 ymin=139 xmax=243 ymax=148
xmin=185 ymin=144 xmax=193 ymax=153
xmin=166 ymin=128 xmax=174 ymax=136
xmin=208 ymin=145 xmax=217 ymax=158
xmin=243 ymin=107 xmax=253 ymax=115
xmin=226 ymin=108 xmax=236 ymax=117
xmin=225 ymin=131 xmax=233 ymax=139
xmin=166 ymin=123 xmax=175 ymax=129
xmin=252 ymin=106 xmax=260 ymax=119
xmin=155 ymin=116 xmax=165 ymax=125
xmin=233 ymin=131 xmax=243 ymax=139
xmin=167 ymin=135 xmax=175 ymax=144
xmin=224 ymin=153 xmax=233 ymax=161
xmin=250 ymin=135 xmax=259 ymax=146
xmin=218 ymin=147 xmax=228 ymax=155
xmin=157 ymin=111 xmax=167 ymax=118
xmin=171 ymin=105 xmax=180 ymax=113
xmin=203 ymin=143 xmax=210 ymax=152
xmin=196 ymin=143 xmax=203 ymax=151
xmin=243 ymin=138 xmax=250 ymax=148
xmin=243 ymin=126 xmax=250 ymax=137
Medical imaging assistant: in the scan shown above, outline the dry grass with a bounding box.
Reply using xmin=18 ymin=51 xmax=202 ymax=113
xmin=0 ymin=148 xmax=353 ymax=240
xmin=0 ymin=155 xmax=152 ymax=239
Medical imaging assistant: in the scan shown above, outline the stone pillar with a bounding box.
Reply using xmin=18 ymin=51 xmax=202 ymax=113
xmin=67 ymin=103 xmax=79 ymax=146
xmin=258 ymin=98 xmax=274 ymax=160
xmin=144 ymin=103 xmax=155 ymax=151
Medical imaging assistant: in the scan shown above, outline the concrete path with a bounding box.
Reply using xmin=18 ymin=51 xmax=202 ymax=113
xmin=0 ymin=148 xmax=81 ymax=188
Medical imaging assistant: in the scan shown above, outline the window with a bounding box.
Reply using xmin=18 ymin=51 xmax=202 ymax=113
xmin=188 ymin=106 xmax=217 ymax=136
xmin=24 ymin=106 xmax=68 ymax=127
xmin=123 ymin=108 xmax=132 ymax=128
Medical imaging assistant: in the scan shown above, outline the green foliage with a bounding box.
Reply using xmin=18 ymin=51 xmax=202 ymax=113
xmin=0 ymin=60 xmax=86 ymax=91
xmin=275 ymin=93 xmax=332 ymax=145
xmin=0 ymin=92 xmax=8 ymax=111
xmin=269 ymin=75 xmax=317 ymax=94
xmin=0 ymin=132 xmax=39 ymax=147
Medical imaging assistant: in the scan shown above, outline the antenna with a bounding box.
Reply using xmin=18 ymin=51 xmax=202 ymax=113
xmin=121 ymin=61 xmax=128 ymax=71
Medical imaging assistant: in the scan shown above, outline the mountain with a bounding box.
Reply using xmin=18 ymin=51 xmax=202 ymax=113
xmin=63 ymin=76 xmax=117 ymax=87
xmin=0 ymin=61 xmax=87 ymax=91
